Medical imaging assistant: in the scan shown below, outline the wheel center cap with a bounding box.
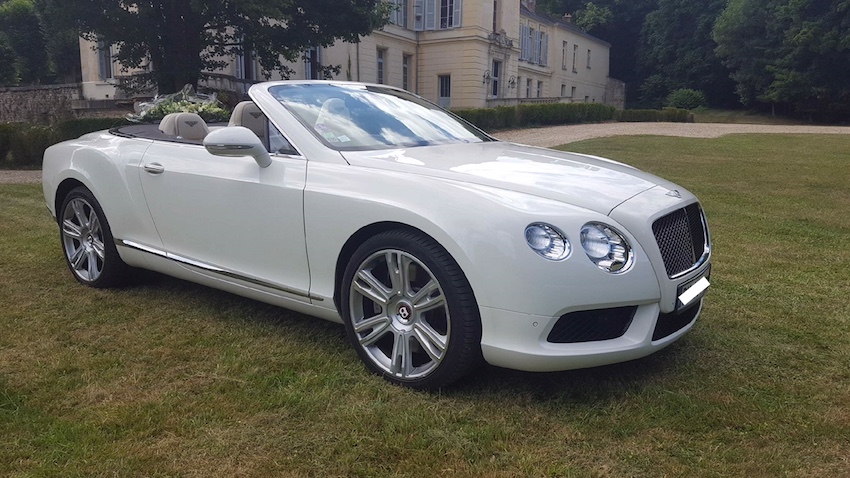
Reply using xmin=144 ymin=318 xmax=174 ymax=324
xmin=87 ymin=235 xmax=95 ymax=246
xmin=396 ymin=302 xmax=413 ymax=325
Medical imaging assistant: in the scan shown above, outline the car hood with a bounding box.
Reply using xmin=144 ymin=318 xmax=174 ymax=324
xmin=342 ymin=141 xmax=668 ymax=215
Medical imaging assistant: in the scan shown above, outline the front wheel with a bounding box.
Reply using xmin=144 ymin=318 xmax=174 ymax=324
xmin=59 ymin=186 xmax=129 ymax=288
xmin=341 ymin=230 xmax=482 ymax=389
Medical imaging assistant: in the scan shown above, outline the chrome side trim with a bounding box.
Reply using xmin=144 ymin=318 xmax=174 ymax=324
xmin=118 ymin=239 xmax=322 ymax=301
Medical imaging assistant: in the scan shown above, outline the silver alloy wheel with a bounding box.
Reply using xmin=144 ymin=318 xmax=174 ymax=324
xmin=348 ymin=249 xmax=451 ymax=381
xmin=61 ymin=197 xmax=106 ymax=282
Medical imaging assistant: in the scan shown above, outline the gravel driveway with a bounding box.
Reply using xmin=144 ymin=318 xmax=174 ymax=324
xmin=5 ymin=122 xmax=850 ymax=185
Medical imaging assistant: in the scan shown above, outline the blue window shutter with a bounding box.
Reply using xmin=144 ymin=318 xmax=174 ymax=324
xmin=425 ymin=0 xmax=436 ymax=30
xmin=452 ymin=0 xmax=462 ymax=28
xmin=414 ymin=0 xmax=424 ymax=31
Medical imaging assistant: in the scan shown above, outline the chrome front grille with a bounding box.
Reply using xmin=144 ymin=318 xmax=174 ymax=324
xmin=652 ymin=203 xmax=708 ymax=278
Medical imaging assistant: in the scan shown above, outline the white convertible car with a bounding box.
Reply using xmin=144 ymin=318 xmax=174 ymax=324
xmin=42 ymin=81 xmax=711 ymax=389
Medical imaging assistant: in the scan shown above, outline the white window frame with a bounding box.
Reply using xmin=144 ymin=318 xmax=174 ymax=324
xmin=438 ymin=74 xmax=451 ymax=108
xmin=390 ymin=0 xmax=408 ymax=28
xmin=415 ymin=0 xmax=462 ymax=31
xmin=97 ymin=38 xmax=113 ymax=81
xmin=376 ymin=48 xmax=386 ymax=84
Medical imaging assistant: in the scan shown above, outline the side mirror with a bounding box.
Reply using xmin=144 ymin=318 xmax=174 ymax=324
xmin=203 ymin=126 xmax=272 ymax=168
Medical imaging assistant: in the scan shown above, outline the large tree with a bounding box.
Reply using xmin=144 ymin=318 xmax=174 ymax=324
xmin=44 ymin=0 xmax=389 ymax=94
xmin=0 ymin=0 xmax=49 ymax=85
xmin=638 ymin=0 xmax=736 ymax=107
xmin=715 ymin=0 xmax=850 ymax=119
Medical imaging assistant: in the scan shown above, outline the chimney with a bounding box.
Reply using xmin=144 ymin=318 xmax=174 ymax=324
xmin=563 ymin=13 xmax=573 ymax=23
xmin=521 ymin=0 xmax=536 ymax=13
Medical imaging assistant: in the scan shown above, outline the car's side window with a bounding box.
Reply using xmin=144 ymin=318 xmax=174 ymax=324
xmin=268 ymin=122 xmax=299 ymax=156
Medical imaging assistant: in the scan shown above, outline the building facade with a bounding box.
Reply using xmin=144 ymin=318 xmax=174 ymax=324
xmin=79 ymin=0 xmax=622 ymax=109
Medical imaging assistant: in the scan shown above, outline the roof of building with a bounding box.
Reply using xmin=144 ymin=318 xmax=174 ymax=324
xmin=520 ymin=4 xmax=612 ymax=48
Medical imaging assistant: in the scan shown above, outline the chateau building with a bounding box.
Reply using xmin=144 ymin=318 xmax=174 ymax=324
xmin=79 ymin=0 xmax=623 ymax=109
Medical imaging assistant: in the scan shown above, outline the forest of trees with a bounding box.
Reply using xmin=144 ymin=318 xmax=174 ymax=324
xmin=2 ymin=0 xmax=849 ymax=120
xmin=539 ymin=0 xmax=850 ymax=120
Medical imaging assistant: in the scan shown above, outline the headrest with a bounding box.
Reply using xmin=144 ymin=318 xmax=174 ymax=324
xmin=159 ymin=112 xmax=209 ymax=140
xmin=229 ymin=101 xmax=266 ymax=140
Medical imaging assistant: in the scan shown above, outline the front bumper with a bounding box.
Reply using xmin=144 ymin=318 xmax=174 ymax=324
xmin=479 ymin=262 xmax=709 ymax=372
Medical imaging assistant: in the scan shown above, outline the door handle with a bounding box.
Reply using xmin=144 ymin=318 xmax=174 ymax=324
xmin=143 ymin=162 xmax=165 ymax=174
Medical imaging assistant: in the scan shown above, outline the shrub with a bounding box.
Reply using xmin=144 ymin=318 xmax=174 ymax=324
xmin=666 ymin=89 xmax=707 ymax=110
xmin=0 ymin=123 xmax=22 ymax=167
xmin=6 ymin=125 xmax=57 ymax=169
xmin=454 ymin=102 xmax=617 ymax=132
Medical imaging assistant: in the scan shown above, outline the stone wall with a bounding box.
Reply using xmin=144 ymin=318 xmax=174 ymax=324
xmin=603 ymin=78 xmax=626 ymax=110
xmin=0 ymin=83 xmax=130 ymax=124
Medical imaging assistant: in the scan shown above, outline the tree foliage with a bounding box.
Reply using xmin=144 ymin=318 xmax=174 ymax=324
xmin=715 ymin=0 xmax=850 ymax=119
xmin=0 ymin=0 xmax=49 ymax=84
xmin=42 ymin=0 xmax=389 ymax=94
xmin=639 ymin=0 xmax=736 ymax=107
xmin=0 ymin=0 xmax=80 ymax=86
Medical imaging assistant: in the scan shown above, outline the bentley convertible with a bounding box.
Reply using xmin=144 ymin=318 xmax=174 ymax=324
xmin=42 ymin=81 xmax=711 ymax=389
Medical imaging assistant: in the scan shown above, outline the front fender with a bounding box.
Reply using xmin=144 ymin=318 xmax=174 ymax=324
xmin=304 ymin=163 xmax=662 ymax=318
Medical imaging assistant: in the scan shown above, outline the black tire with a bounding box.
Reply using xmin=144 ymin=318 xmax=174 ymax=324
xmin=341 ymin=229 xmax=482 ymax=389
xmin=58 ymin=186 xmax=130 ymax=288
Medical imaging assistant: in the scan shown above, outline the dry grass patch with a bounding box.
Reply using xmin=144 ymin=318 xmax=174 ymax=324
xmin=1 ymin=134 xmax=849 ymax=476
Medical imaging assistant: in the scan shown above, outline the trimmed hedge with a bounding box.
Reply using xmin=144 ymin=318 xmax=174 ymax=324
xmin=0 ymin=117 xmax=129 ymax=169
xmin=454 ymin=103 xmax=692 ymax=132
xmin=2 ymin=104 xmax=694 ymax=169
xmin=454 ymin=102 xmax=617 ymax=131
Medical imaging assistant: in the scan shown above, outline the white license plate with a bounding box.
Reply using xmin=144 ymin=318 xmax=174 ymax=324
xmin=678 ymin=276 xmax=710 ymax=308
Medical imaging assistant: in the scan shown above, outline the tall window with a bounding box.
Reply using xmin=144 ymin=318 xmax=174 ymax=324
xmin=519 ymin=25 xmax=531 ymax=61
xmin=571 ymin=86 xmax=577 ymax=98
xmin=537 ymin=80 xmax=543 ymax=98
xmin=491 ymin=60 xmax=501 ymax=98
xmin=537 ymin=31 xmax=549 ymax=66
xmin=376 ymin=48 xmax=386 ymax=84
xmin=492 ymin=0 xmax=498 ymax=32
xmin=97 ymin=38 xmax=113 ymax=81
xmin=561 ymin=41 xmax=568 ymax=70
xmin=390 ymin=0 xmax=408 ymax=28
xmin=518 ymin=25 xmax=547 ymax=65
xmin=402 ymin=55 xmax=411 ymax=91
xmin=236 ymin=39 xmax=255 ymax=81
xmin=587 ymin=49 xmax=592 ymax=69
xmin=414 ymin=0 xmax=462 ymax=30
xmin=572 ymin=44 xmax=578 ymax=73
xmin=526 ymin=78 xmax=532 ymax=98
xmin=305 ymin=47 xmax=322 ymax=79
xmin=438 ymin=74 xmax=451 ymax=108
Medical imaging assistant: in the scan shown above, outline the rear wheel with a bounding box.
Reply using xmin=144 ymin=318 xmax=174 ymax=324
xmin=59 ymin=187 xmax=129 ymax=288
xmin=341 ymin=230 xmax=482 ymax=389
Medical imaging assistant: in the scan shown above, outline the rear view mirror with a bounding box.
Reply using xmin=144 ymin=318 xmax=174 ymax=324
xmin=203 ymin=126 xmax=272 ymax=168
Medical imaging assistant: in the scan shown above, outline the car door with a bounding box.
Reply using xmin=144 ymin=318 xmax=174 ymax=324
xmin=137 ymin=140 xmax=311 ymax=302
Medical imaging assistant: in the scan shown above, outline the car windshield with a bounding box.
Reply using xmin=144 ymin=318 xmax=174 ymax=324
xmin=269 ymin=83 xmax=492 ymax=151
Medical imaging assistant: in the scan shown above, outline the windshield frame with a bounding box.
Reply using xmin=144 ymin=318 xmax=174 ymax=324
xmin=268 ymin=82 xmax=495 ymax=152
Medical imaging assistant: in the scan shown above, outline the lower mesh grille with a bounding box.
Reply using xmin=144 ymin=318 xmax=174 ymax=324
xmin=652 ymin=203 xmax=707 ymax=277
xmin=547 ymin=306 xmax=637 ymax=343
xmin=652 ymin=299 xmax=701 ymax=341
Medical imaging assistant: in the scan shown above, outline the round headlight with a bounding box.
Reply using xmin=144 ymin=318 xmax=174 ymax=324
xmin=580 ymin=223 xmax=633 ymax=273
xmin=525 ymin=223 xmax=570 ymax=261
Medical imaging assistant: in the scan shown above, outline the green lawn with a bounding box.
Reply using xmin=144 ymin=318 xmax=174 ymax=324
xmin=2 ymin=134 xmax=848 ymax=476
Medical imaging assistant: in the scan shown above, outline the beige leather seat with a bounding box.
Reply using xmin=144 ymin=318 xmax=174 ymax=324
xmin=229 ymin=101 xmax=267 ymax=144
xmin=158 ymin=112 xmax=209 ymax=140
